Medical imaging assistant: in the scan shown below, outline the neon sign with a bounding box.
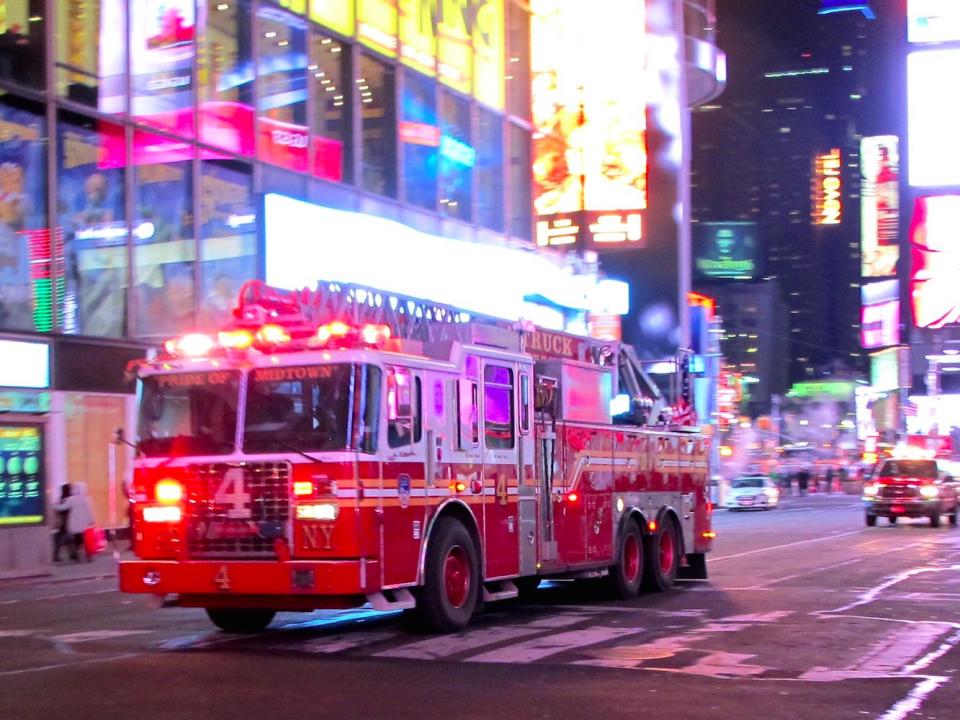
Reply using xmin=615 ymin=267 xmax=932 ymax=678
xmin=813 ymin=148 xmax=843 ymax=225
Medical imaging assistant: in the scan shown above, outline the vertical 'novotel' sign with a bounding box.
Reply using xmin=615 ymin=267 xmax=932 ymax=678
xmin=813 ymin=148 xmax=843 ymax=225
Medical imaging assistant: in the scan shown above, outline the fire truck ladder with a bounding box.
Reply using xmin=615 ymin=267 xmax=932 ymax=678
xmin=236 ymin=280 xmax=664 ymax=418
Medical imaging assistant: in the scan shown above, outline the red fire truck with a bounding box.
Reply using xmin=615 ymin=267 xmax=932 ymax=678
xmin=119 ymin=282 xmax=714 ymax=633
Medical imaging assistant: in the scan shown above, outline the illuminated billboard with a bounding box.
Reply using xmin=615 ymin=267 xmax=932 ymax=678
xmin=908 ymin=0 xmax=960 ymax=43
xmin=812 ymin=148 xmax=842 ymax=225
xmin=908 ymin=49 xmax=960 ymax=187
xmin=910 ymin=195 xmax=960 ymax=329
xmin=531 ymin=0 xmax=647 ymax=249
xmin=861 ymin=279 xmax=900 ymax=349
xmin=860 ymin=136 xmax=899 ymax=278
xmin=0 ymin=424 xmax=44 ymax=527
xmin=693 ymin=223 xmax=758 ymax=281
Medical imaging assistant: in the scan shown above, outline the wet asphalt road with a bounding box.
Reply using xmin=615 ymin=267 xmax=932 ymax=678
xmin=1 ymin=494 xmax=958 ymax=720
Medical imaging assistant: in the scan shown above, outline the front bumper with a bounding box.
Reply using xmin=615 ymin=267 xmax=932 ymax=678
xmin=726 ymin=494 xmax=777 ymax=509
xmin=119 ymin=558 xmax=379 ymax=606
xmin=865 ymin=499 xmax=943 ymax=518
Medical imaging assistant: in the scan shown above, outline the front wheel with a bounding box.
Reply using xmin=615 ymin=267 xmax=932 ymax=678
xmin=950 ymin=505 xmax=958 ymax=527
xmin=205 ymin=608 xmax=276 ymax=633
xmin=865 ymin=513 xmax=877 ymax=527
xmin=608 ymin=520 xmax=644 ymax=599
xmin=930 ymin=513 xmax=942 ymax=528
xmin=416 ymin=518 xmax=480 ymax=633
xmin=643 ymin=517 xmax=680 ymax=592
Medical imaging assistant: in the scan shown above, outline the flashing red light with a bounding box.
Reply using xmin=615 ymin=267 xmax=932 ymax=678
xmin=449 ymin=481 xmax=467 ymax=493
xmin=155 ymin=479 xmax=184 ymax=505
xmin=566 ymin=492 xmax=579 ymax=503
xmin=648 ymin=520 xmax=658 ymax=532
xmin=361 ymin=323 xmax=391 ymax=346
xmin=317 ymin=321 xmax=351 ymax=343
xmin=258 ymin=324 xmax=291 ymax=344
xmin=218 ymin=329 xmax=255 ymax=350
xmin=701 ymin=530 xmax=717 ymax=539
xmin=170 ymin=333 xmax=215 ymax=358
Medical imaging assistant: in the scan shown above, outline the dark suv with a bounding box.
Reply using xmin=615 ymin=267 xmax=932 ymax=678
xmin=863 ymin=459 xmax=959 ymax=527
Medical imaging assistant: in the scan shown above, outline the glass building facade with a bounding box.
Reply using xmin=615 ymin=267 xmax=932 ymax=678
xmin=0 ymin=0 xmax=534 ymax=342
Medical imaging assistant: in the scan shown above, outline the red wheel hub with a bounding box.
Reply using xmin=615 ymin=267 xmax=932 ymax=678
xmin=623 ymin=534 xmax=641 ymax=583
xmin=659 ymin=527 xmax=675 ymax=576
xmin=443 ymin=545 xmax=471 ymax=608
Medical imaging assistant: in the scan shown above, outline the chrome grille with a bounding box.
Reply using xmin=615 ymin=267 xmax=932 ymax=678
xmin=186 ymin=462 xmax=291 ymax=558
xmin=880 ymin=485 xmax=918 ymax=500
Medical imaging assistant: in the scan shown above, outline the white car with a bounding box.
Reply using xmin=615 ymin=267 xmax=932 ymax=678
xmin=725 ymin=474 xmax=780 ymax=511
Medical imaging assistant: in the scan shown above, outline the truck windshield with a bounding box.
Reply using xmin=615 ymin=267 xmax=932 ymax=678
xmin=137 ymin=371 xmax=240 ymax=457
xmin=878 ymin=460 xmax=937 ymax=478
xmin=243 ymin=364 xmax=381 ymax=454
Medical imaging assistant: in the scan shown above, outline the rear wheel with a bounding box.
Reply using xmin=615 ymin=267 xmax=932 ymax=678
xmin=888 ymin=515 xmax=897 ymax=525
xmin=609 ymin=520 xmax=644 ymax=599
xmin=416 ymin=518 xmax=480 ymax=633
xmin=643 ymin=516 xmax=680 ymax=592
xmin=205 ymin=608 xmax=276 ymax=633
xmin=865 ymin=513 xmax=877 ymax=527
xmin=950 ymin=505 xmax=958 ymax=527
xmin=514 ymin=577 xmax=541 ymax=599
xmin=680 ymin=552 xmax=708 ymax=580
xmin=930 ymin=513 xmax=942 ymax=528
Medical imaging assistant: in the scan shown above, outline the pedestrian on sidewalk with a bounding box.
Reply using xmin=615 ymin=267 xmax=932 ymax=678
xmin=51 ymin=483 xmax=72 ymax=562
xmin=56 ymin=481 xmax=96 ymax=562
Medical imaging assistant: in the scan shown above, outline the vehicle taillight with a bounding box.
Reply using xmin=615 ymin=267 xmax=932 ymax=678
xmin=155 ymin=478 xmax=184 ymax=505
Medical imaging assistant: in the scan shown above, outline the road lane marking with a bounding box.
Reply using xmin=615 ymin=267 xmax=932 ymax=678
xmin=709 ymin=529 xmax=868 ymax=563
xmin=50 ymin=630 xmax=152 ymax=644
xmin=275 ymin=630 xmax=399 ymax=655
xmin=466 ymin=625 xmax=643 ymax=663
xmin=0 ymin=653 xmax=139 ymax=677
xmin=0 ymin=588 xmax=117 ymax=605
xmin=822 ymin=563 xmax=960 ymax=615
xmin=878 ymin=676 xmax=948 ymax=720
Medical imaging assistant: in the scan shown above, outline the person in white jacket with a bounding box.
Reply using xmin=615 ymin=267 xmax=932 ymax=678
xmin=57 ymin=481 xmax=96 ymax=562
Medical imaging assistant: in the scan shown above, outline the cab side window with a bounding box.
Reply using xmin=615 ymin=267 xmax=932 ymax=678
xmin=387 ymin=366 xmax=421 ymax=448
xmin=484 ymin=364 xmax=514 ymax=450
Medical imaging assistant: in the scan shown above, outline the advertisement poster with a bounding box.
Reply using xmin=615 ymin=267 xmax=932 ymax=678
xmin=693 ymin=223 xmax=758 ymax=281
xmin=58 ymin=121 xmax=127 ymax=337
xmin=0 ymin=425 xmax=44 ymax=526
xmin=358 ymin=0 xmax=399 ymax=58
xmin=910 ymin=194 xmax=960 ymax=329
xmin=130 ymin=0 xmax=201 ymax=134
xmin=437 ymin=0 xmax=472 ymax=94
xmin=199 ymin=162 xmax=257 ymax=330
xmin=0 ymin=103 xmax=46 ymax=332
xmin=134 ymin=160 xmax=196 ymax=337
xmin=399 ymin=0 xmax=437 ymax=76
xmin=310 ymin=0 xmax=356 ymax=37
xmin=473 ymin=0 xmax=504 ymax=109
xmin=860 ymin=136 xmax=899 ymax=278
xmin=861 ymin=279 xmax=900 ymax=348
xmin=531 ymin=0 xmax=647 ymax=234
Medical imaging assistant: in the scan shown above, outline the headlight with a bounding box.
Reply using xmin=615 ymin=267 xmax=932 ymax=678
xmin=919 ymin=484 xmax=939 ymax=499
xmin=155 ymin=478 xmax=184 ymax=505
xmin=863 ymin=483 xmax=880 ymax=497
xmin=764 ymin=488 xmax=779 ymax=499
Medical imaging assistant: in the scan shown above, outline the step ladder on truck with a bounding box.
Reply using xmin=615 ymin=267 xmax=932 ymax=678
xmin=119 ymin=280 xmax=714 ymax=633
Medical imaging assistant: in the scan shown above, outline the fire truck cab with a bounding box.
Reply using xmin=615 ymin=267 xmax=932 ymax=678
xmin=120 ymin=283 xmax=713 ymax=633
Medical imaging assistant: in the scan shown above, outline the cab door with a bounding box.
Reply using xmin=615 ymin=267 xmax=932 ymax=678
xmin=480 ymin=359 xmax=521 ymax=580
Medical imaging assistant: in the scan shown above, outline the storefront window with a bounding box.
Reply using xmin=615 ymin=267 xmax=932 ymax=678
xmin=439 ymin=91 xmax=472 ymax=222
xmin=506 ymin=0 xmax=530 ymax=121
xmin=0 ymin=95 xmax=48 ymax=332
xmin=133 ymin=159 xmax=195 ymax=338
xmin=310 ymin=30 xmax=352 ymax=183
xmin=257 ymin=6 xmax=309 ymax=172
xmin=199 ymin=160 xmax=256 ymax=330
xmin=360 ymin=53 xmax=397 ymax=198
xmin=508 ymin=123 xmax=531 ymax=239
xmin=199 ymin=0 xmax=254 ymax=156
xmin=401 ymin=70 xmax=437 ymax=211
xmin=55 ymin=0 xmax=126 ymax=113
xmin=130 ymin=0 xmax=198 ymax=138
xmin=0 ymin=1 xmax=45 ymax=90
xmin=477 ymin=108 xmax=504 ymax=232
xmin=57 ymin=112 xmax=128 ymax=338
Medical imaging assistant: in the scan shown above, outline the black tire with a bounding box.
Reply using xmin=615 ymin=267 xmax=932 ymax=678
xmin=642 ymin=516 xmax=680 ymax=592
xmin=608 ymin=520 xmax=644 ymax=599
xmin=950 ymin=505 xmax=958 ymax=527
xmin=416 ymin=518 xmax=480 ymax=633
xmin=865 ymin=513 xmax=877 ymax=527
xmin=205 ymin=608 xmax=276 ymax=633
xmin=888 ymin=515 xmax=897 ymax=525
xmin=930 ymin=513 xmax=941 ymax=528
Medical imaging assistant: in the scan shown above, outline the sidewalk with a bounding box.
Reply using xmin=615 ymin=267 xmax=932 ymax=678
xmin=1 ymin=546 xmax=132 ymax=586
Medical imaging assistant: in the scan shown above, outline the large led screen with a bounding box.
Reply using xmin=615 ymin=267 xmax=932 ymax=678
xmin=861 ymin=280 xmax=900 ymax=349
xmin=910 ymin=195 xmax=960 ymax=329
xmin=908 ymin=0 xmax=960 ymax=43
xmin=0 ymin=424 xmax=44 ymax=527
xmin=861 ymin=136 xmax=900 ymax=278
xmin=908 ymin=49 xmax=960 ymax=187
xmin=693 ymin=223 xmax=758 ymax=281
xmin=531 ymin=0 xmax=647 ymax=241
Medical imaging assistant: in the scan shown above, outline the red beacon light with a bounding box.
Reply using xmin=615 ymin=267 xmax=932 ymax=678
xmin=316 ymin=321 xmax=351 ymax=344
xmin=165 ymin=333 xmax=215 ymax=358
xmin=257 ymin=323 xmax=292 ymax=345
xmin=361 ymin=324 xmax=391 ymax=346
xmin=218 ymin=329 xmax=255 ymax=350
